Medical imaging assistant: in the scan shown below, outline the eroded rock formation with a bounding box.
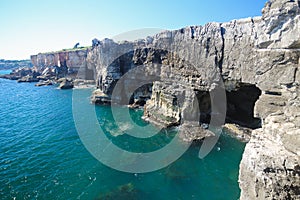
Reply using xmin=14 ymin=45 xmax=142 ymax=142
xmin=31 ymin=48 xmax=95 ymax=80
xmin=29 ymin=0 xmax=299 ymax=198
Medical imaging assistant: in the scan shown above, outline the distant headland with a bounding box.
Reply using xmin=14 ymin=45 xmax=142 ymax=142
xmin=0 ymin=59 xmax=32 ymax=70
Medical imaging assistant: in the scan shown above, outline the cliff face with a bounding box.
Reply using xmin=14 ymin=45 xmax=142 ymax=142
xmin=237 ymin=1 xmax=300 ymax=199
xmin=31 ymin=48 xmax=95 ymax=79
xmin=87 ymin=1 xmax=300 ymax=198
xmin=30 ymin=0 xmax=299 ymax=198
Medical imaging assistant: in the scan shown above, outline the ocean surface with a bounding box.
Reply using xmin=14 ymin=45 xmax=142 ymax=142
xmin=0 ymin=70 xmax=245 ymax=200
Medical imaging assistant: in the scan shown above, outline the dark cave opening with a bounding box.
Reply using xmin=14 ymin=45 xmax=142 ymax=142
xmin=225 ymin=84 xmax=262 ymax=129
xmin=196 ymin=83 xmax=262 ymax=129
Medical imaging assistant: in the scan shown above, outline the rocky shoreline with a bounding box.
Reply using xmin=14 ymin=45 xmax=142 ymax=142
xmin=0 ymin=64 xmax=95 ymax=89
xmin=3 ymin=0 xmax=299 ymax=199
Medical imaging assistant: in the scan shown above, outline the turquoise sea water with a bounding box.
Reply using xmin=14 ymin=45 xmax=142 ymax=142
xmin=0 ymin=73 xmax=245 ymax=200
xmin=0 ymin=70 xmax=12 ymax=75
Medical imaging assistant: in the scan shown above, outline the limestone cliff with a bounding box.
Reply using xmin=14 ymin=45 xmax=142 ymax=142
xmin=30 ymin=0 xmax=300 ymax=198
xmin=87 ymin=0 xmax=299 ymax=198
xmin=31 ymin=48 xmax=95 ymax=79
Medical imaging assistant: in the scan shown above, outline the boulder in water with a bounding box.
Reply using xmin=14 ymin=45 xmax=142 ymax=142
xmin=59 ymin=79 xmax=73 ymax=89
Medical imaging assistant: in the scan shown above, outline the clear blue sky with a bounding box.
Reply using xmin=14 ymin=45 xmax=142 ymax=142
xmin=0 ymin=0 xmax=267 ymax=60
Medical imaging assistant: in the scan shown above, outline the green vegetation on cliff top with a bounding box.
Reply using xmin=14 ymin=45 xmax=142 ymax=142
xmin=38 ymin=46 xmax=91 ymax=55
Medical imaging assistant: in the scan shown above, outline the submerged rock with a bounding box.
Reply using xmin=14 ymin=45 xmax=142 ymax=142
xmin=96 ymin=183 xmax=138 ymax=200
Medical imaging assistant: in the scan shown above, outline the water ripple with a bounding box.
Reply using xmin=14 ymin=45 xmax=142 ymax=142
xmin=0 ymin=78 xmax=245 ymax=200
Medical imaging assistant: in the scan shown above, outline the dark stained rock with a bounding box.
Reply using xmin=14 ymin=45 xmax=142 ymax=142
xmin=92 ymin=38 xmax=101 ymax=47
xmin=73 ymin=42 xmax=80 ymax=49
xmin=59 ymin=79 xmax=73 ymax=89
